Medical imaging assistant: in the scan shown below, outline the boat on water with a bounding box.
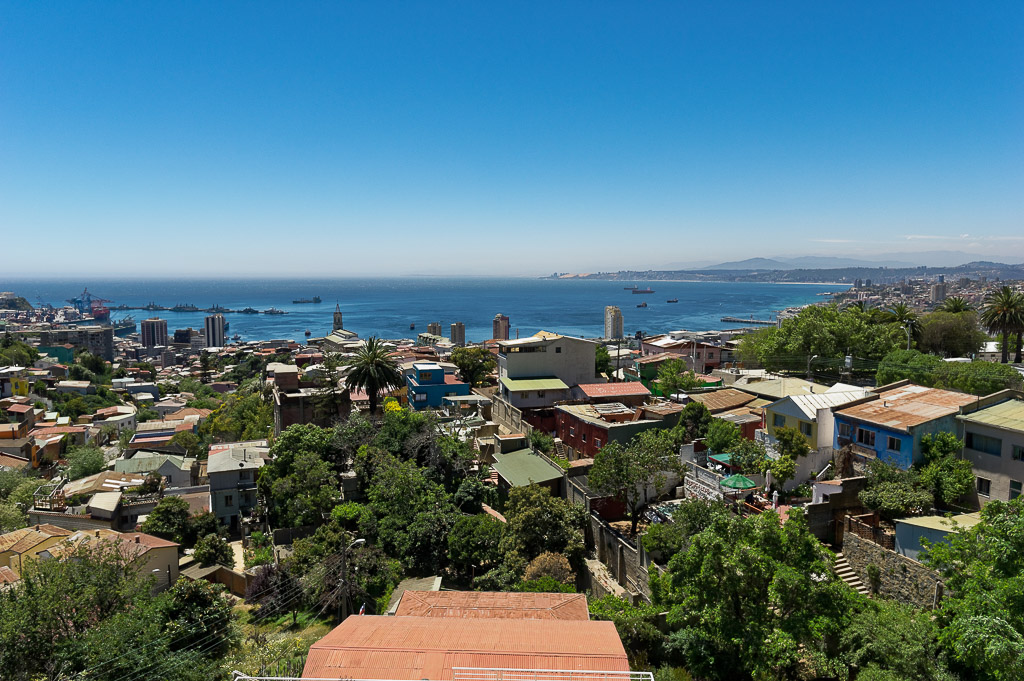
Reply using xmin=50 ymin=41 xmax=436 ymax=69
xmin=624 ymin=285 xmax=638 ymax=290
xmin=666 ymin=298 xmax=678 ymax=303
xmin=637 ymin=301 xmax=648 ymax=308
xmin=293 ymin=296 xmax=322 ymax=304
xmin=304 ymin=329 xmax=312 ymax=336
xmin=240 ymin=307 xmax=259 ymax=314
xmin=409 ymin=323 xmax=415 ymax=330
xmin=263 ymin=307 xmax=286 ymax=315
xmin=171 ymin=303 xmax=199 ymax=312
xmin=231 ymin=334 xmax=241 ymax=341
xmin=632 ymin=288 xmax=655 ymax=294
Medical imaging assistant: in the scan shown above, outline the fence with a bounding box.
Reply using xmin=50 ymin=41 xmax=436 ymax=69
xmin=845 ymin=514 xmax=895 ymax=550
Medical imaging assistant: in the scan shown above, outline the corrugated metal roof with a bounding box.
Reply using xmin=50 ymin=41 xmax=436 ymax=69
xmin=394 ymin=592 xmax=589 ymax=621
xmin=491 ymin=450 xmax=564 ymax=487
xmin=576 ymin=383 xmax=650 ymax=398
xmin=958 ymin=398 xmax=1024 ymax=433
xmin=689 ymin=388 xmax=756 ymax=414
xmin=772 ymin=390 xmax=871 ymax=420
xmin=303 ymin=616 xmax=628 ymax=680
xmin=836 ymin=384 xmax=976 ymax=432
xmin=500 ymin=377 xmax=569 ymax=392
xmin=895 ymin=513 xmax=983 ymax=531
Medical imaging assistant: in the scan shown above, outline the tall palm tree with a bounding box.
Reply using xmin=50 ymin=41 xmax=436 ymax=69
xmin=887 ymin=302 xmax=919 ymax=347
xmin=1013 ymin=291 xmax=1024 ymax=364
xmin=345 ymin=337 xmax=402 ymax=414
xmin=940 ymin=296 xmax=972 ymax=313
xmin=980 ymin=286 xmax=1024 ymax=364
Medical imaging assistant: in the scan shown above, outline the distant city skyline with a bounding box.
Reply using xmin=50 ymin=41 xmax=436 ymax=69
xmin=2 ymin=2 xmax=1022 ymax=276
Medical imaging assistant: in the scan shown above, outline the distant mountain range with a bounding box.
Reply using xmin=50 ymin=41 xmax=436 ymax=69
xmin=664 ymin=251 xmax=1022 ymax=271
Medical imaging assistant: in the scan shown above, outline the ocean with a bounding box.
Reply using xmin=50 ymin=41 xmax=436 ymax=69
xmin=5 ymin=278 xmax=849 ymax=343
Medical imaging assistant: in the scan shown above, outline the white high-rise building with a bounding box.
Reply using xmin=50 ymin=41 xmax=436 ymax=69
xmin=604 ymin=306 xmax=624 ymax=339
xmin=204 ymin=314 xmax=226 ymax=348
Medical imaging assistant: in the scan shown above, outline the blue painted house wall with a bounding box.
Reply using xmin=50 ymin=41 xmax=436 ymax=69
xmin=833 ymin=413 xmax=961 ymax=470
xmin=406 ymin=362 xmax=470 ymax=410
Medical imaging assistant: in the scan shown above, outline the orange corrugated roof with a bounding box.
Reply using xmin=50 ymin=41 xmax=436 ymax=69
xmin=303 ymin=615 xmax=628 ymax=680
xmin=690 ymin=388 xmax=756 ymax=414
xmin=576 ymin=383 xmax=651 ymax=398
xmin=394 ymin=591 xmax=590 ymax=621
xmin=836 ymin=384 xmax=977 ymax=432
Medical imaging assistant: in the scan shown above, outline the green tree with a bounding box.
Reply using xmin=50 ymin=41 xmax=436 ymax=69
xmin=705 ymin=418 xmax=740 ymax=454
xmin=589 ymin=595 xmax=666 ymax=667
xmin=141 ymin=496 xmax=192 ymax=544
xmin=590 ymin=429 xmax=676 ymax=536
xmin=595 ymin=345 xmax=613 ymax=377
xmin=193 ymin=533 xmax=234 ymax=567
xmin=658 ymin=357 xmax=698 ymax=397
xmin=641 ymin=498 xmax=732 ymax=560
xmin=65 ymin=444 xmax=105 ymax=481
xmin=447 ymin=513 xmax=505 ymax=579
xmin=344 ymin=336 xmax=402 ymax=414
xmin=198 ymin=350 xmax=212 ymax=384
xmin=918 ymin=432 xmax=974 ymax=507
xmin=677 ymin=401 xmax=711 ymax=442
xmin=774 ymin=425 xmax=810 ymax=459
xmin=450 ymin=346 xmax=497 ymax=387
xmin=940 ymin=296 xmax=972 ymax=313
xmin=185 ymin=511 xmax=225 ymax=547
xmin=168 ymin=430 xmax=204 ymax=456
xmin=161 ymin=578 xmax=236 ymax=657
xmin=918 ymin=310 xmax=988 ymax=358
xmin=523 ymin=551 xmax=575 ymax=585
xmin=859 ymin=459 xmax=933 ymax=521
xmin=981 ymin=286 xmax=1024 ymax=364
xmin=0 ymin=501 xmax=26 ymax=532
xmin=502 ymin=484 xmax=586 ymax=568
xmin=924 ymin=497 xmax=1024 ymax=681
xmin=652 ymin=508 xmax=856 ymax=681
xmin=876 ymin=349 xmax=1021 ymax=395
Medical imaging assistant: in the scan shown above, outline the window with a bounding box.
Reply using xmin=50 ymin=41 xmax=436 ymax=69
xmin=420 ymin=371 xmax=433 ymax=381
xmin=225 ymin=495 xmax=234 ymax=507
xmin=839 ymin=423 xmax=851 ymax=438
xmin=537 ymin=391 xmax=545 ymax=398
xmin=1011 ymin=480 xmax=1022 ymax=500
xmin=887 ymin=436 xmax=901 ymax=452
xmin=977 ymin=477 xmax=991 ymax=497
xmin=413 ymin=393 xmax=427 ymax=403
xmin=595 ymin=439 xmax=602 ymax=448
xmin=582 ymin=433 xmax=587 ymax=443
xmin=555 ymin=346 xmax=562 ymax=353
xmin=569 ymin=427 xmax=575 ymax=436
xmin=800 ymin=421 xmax=812 ymax=436
xmin=966 ymin=431 xmax=1002 ymax=456
xmin=1013 ymin=445 xmax=1024 ymax=462
xmin=240 ymin=470 xmax=250 ymax=480
xmin=773 ymin=414 xmax=785 ymax=428
xmin=856 ymin=428 xmax=876 ymax=447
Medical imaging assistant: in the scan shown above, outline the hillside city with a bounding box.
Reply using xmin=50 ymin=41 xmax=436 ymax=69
xmin=1 ymin=273 xmax=1023 ymax=681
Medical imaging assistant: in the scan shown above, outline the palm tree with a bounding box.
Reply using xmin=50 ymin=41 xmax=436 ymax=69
xmin=887 ymin=302 xmax=919 ymax=347
xmin=980 ymin=287 xmax=1024 ymax=364
xmin=1013 ymin=291 xmax=1024 ymax=364
xmin=344 ymin=337 xmax=402 ymax=414
xmin=940 ymin=296 xmax=972 ymax=313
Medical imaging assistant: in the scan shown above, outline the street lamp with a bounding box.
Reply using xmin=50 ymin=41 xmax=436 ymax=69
xmin=339 ymin=538 xmax=366 ymax=621
xmin=806 ymin=355 xmax=819 ymax=381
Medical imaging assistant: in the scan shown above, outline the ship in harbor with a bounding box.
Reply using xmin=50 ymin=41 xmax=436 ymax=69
xmin=293 ymin=296 xmax=322 ymax=304
xmin=171 ymin=303 xmax=199 ymax=312
xmin=263 ymin=307 xmax=286 ymax=315
xmin=239 ymin=307 xmax=260 ymax=314
xmin=632 ymin=288 xmax=655 ymax=294
xmin=624 ymin=285 xmax=638 ymax=290
xmin=666 ymin=298 xmax=678 ymax=303
xmin=636 ymin=301 xmax=648 ymax=308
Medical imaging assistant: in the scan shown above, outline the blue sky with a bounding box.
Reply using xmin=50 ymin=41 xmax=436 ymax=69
xmin=2 ymin=2 xmax=1022 ymax=276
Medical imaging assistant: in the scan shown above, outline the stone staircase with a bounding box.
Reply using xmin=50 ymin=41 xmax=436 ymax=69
xmin=834 ymin=552 xmax=870 ymax=596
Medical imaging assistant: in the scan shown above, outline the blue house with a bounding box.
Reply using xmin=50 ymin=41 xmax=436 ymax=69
xmin=406 ymin=362 xmax=470 ymax=411
xmin=832 ymin=382 xmax=977 ymax=469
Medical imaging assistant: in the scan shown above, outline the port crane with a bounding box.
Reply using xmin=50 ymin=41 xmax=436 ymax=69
xmin=66 ymin=288 xmax=113 ymax=319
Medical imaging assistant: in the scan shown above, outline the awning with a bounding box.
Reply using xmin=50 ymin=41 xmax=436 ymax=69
xmin=500 ymin=377 xmax=569 ymax=392
xmin=720 ymin=474 xmax=757 ymax=490
xmin=709 ymin=453 xmax=734 ymax=465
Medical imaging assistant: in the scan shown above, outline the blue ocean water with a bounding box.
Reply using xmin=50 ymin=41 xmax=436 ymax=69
xmin=5 ymin=278 xmax=848 ymax=343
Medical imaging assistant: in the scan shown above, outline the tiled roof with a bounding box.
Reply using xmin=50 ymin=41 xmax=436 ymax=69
xmin=0 ymin=565 xmax=18 ymax=584
xmin=303 ymin=615 xmax=628 ymax=680
xmin=394 ymin=591 xmax=590 ymax=621
xmin=576 ymin=382 xmax=651 ymax=398
xmin=0 ymin=524 xmax=72 ymax=554
xmin=836 ymin=384 xmax=977 ymax=432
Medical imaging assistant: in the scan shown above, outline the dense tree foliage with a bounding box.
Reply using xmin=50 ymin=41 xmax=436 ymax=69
xmin=738 ymin=304 xmax=905 ymax=372
xmin=924 ymin=497 xmax=1024 ymax=680
xmin=194 ymin=532 xmax=234 ymax=567
xmin=451 ymin=346 xmax=497 ymax=386
xmin=980 ymin=286 xmax=1024 ymax=364
xmin=590 ymin=429 xmax=679 ymax=535
xmin=705 ymin=418 xmax=740 ymax=454
xmin=657 ymin=357 xmax=701 ymax=397
xmin=344 ymin=336 xmax=402 ymax=414
xmin=66 ymin=443 xmax=106 ymax=480
xmin=917 ymin=310 xmax=988 ymax=358
xmin=877 ymin=349 xmax=1023 ymax=394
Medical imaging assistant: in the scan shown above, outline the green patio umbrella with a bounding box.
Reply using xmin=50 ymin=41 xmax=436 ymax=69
xmin=720 ymin=474 xmax=757 ymax=490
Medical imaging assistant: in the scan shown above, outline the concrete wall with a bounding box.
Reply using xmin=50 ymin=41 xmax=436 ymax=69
xmin=961 ymin=420 xmax=1024 ymax=504
xmin=842 ymin=530 xmax=944 ymax=609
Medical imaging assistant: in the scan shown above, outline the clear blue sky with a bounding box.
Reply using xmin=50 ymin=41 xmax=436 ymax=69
xmin=2 ymin=2 xmax=1022 ymax=276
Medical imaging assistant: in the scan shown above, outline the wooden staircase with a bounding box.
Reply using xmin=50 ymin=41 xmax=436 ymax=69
xmin=834 ymin=552 xmax=870 ymax=596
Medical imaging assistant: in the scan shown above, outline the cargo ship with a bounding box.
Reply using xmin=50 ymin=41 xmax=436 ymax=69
xmin=171 ymin=303 xmax=199 ymax=312
xmin=632 ymin=288 xmax=655 ymax=294
xmin=263 ymin=307 xmax=286 ymax=315
xmin=292 ymin=296 xmax=322 ymax=304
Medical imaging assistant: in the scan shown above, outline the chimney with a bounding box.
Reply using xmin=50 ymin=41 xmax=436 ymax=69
xmin=135 ymin=535 xmax=140 ymax=543
xmin=35 ymin=524 xmax=40 ymax=531
xmin=95 ymin=530 xmax=100 ymax=537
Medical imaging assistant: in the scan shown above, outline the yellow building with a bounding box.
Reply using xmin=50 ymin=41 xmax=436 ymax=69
xmin=765 ymin=387 xmax=872 ymax=449
xmin=0 ymin=524 xmax=72 ymax=578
